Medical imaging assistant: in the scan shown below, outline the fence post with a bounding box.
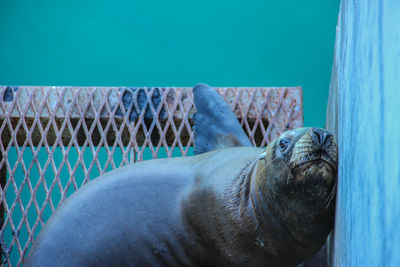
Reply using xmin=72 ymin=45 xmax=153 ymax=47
xmin=0 ymin=151 xmax=6 ymax=262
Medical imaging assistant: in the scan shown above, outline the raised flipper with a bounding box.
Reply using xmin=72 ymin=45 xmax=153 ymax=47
xmin=193 ymin=83 xmax=252 ymax=154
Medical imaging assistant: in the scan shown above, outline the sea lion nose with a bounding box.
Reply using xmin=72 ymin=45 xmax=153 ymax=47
xmin=311 ymin=128 xmax=331 ymax=146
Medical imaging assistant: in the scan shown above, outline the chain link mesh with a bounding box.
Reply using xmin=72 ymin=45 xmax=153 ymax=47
xmin=0 ymin=86 xmax=303 ymax=266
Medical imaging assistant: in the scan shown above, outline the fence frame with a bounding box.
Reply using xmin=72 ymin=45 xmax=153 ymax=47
xmin=0 ymin=86 xmax=303 ymax=266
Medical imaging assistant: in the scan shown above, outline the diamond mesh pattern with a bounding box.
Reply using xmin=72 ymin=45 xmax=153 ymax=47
xmin=0 ymin=86 xmax=303 ymax=266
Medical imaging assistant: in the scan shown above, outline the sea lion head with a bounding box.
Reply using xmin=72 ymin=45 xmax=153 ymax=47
xmin=258 ymin=127 xmax=338 ymax=209
xmin=251 ymin=127 xmax=337 ymax=264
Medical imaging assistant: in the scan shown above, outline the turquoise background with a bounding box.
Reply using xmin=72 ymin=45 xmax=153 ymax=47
xmin=0 ymin=0 xmax=340 ymax=127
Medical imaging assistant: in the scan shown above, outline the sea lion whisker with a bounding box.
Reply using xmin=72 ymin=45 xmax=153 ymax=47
xmin=328 ymin=178 xmax=337 ymax=197
xmin=253 ymin=154 xmax=282 ymax=184
xmin=326 ymin=194 xmax=335 ymax=208
xmin=283 ymin=164 xmax=291 ymax=184
xmin=258 ymin=153 xmax=280 ymax=174
xmin=325 ymin=181 xmax=337 ymax=208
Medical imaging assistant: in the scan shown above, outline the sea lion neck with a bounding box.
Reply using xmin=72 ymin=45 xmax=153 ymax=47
xmin=248 ymin=154 xmax=335 ymax=260
xmin=232 ymin=158 xmax=259 ymax=219
xmin=180 ymin=146 xmax=334 ymax=266
xmin=228 ymin=157 xmax=316 ymax=264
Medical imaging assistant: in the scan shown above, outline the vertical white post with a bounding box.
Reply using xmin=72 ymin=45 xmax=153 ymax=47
xmin=327 ymin=1 xmax=400 ymax=266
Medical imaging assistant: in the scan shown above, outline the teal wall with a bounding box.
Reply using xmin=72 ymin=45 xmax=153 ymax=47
xmin=0 ymin=0 xmax=339 ymax=127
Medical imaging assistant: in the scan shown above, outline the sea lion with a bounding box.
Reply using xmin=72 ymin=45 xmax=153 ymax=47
xmin=25 ymin=126 xmax=337 ymax=267
xmin=191 ymin=83 xmax=333 ymax=267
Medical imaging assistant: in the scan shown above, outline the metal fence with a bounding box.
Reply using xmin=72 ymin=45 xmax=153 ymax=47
xmin=0 ymin=86 xmax=303 ymax=266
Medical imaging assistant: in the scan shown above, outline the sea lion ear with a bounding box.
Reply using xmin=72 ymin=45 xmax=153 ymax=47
xmin=193 ymin=83 xmax=252 ymax=154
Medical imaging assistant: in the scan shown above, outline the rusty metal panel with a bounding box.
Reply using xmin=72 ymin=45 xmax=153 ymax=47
xmin=0 ymin=86 xmax=303 ymax=266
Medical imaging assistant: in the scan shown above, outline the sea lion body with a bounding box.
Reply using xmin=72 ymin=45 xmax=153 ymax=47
xmin=26 ymin=128 xmax=337 ymax=267
xmin=26 ymin=147 xmax=262 ymax=266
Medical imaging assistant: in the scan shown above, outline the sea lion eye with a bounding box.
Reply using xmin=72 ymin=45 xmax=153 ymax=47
xmin=279 ymin=138 xmax=290 ymax=151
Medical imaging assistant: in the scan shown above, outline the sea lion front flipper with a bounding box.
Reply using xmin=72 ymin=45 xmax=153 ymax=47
xmin=193 ymin=83 xmax=252 ymax=154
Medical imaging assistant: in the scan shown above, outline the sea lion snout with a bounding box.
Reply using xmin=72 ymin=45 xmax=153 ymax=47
xmin=311 ymin=127 xmax=333 ymax=148
xmin=289 ymin=128 xmax=337 ymax=171
xmin=270 ymin=128 xmax=338 ymax=208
